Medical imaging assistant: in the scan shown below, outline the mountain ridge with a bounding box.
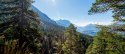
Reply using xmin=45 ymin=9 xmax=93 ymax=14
xmin=56 ymin=19 xmax=71 ymax=27
xmin=31 ymin=5 xmax=64 ymax=31
xmin=56 ymin=19 xmax=99 ymax=36
xmin=32 ymin=6 xmax=98 ymax=36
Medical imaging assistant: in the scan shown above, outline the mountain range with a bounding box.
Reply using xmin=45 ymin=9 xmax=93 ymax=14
xmin=31 ymin=5 xmax=64 ymax=31
xmin=32 ymin=5 xmax=98 ymax=36
xmin=77 ymin=24 xmax=99 ymax=36
xmin=56 ymin=20 xmax=99 ymax=36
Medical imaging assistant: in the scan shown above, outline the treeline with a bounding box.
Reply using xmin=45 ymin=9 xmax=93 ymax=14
xmin=1 ymin=0 xmax=125 ymax=54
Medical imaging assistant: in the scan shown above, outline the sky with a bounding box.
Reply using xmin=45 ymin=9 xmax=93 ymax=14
xmin=33 ymin=0 xmax=113 ymax=26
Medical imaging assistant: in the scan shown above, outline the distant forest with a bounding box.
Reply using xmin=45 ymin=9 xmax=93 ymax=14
xmin=0 ymin=0 xmax=125 ymax=54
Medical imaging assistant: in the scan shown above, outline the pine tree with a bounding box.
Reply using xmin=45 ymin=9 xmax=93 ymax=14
xmin=86 ymin=26 xmax=125 ymax=54
xmin=88 ymin=0 xmax=125 ymax=54
xmin=78 ymin=33 xmax=93 ymax=54
xmin=62 ymin=24 xmax=81 ymax=54
xmin=89 ymin=0 xmax=125 ymax=31
xmin=0 ymin=0 xmax=42 ymax=53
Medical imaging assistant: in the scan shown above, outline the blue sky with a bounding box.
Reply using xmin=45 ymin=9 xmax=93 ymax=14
xmin=33 ymin=0 xmax=113 ymax=26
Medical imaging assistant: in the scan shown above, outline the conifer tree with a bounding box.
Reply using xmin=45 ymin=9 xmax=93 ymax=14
xmin=62 ymin=24 xmax=81 ymax=54
xmin=86 ymin=26 xmax=125 ymax=54
xmin=0 ymin=0 xmax=42 ymax=53
xmin=89 ymin=0 xmax=125 ymax=31
xmin=88 ymin=0 xmax=125 ymax=54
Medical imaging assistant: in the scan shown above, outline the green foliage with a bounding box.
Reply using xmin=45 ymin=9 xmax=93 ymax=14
xmin=62 ymin=24 xmax=78 ymax=54
xmin=89 ymin=0 xmax=125 ymax=21
xmin=86 ymin=26 xmax=125 ymax=54
xmin=88 ymin=1 xmax=125 ymax=53
xmin=61 ymin=24 xmax=93 ymax=54
xmin=0 ymin=40 xmax=31 ymax=54
xmin=0 ymin=0 xmax=43 ymax=53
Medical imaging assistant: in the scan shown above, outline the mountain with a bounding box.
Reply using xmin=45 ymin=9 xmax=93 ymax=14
xmin=113 ymin=21 xmax=125 ymax=26
xmin=56 ymin=19 xmax=98 ymax=36
xmin=32 ymin=5 xmax=57 ymax=25
xmin=56 ymin=19 xmax=71 ymax=27
xmin=31 ymin=5 xmax=64 ymax=30
xmin=77 ymin=24 xmax=99 ymax=36
xmin=31 ymin=6 xmax=98 ymax=36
